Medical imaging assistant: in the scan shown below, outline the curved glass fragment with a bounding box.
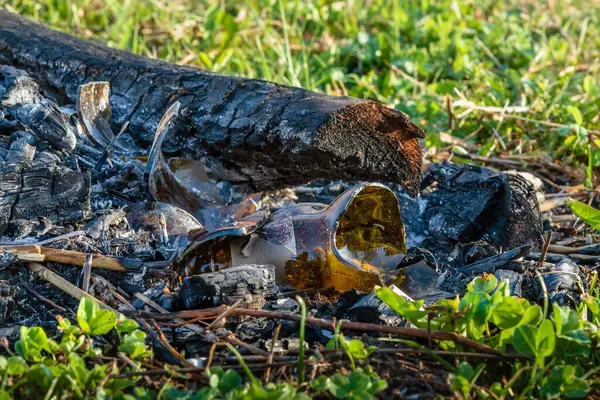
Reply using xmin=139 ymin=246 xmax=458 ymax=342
xmin=176 ymin=183 xmax=406 ymax=292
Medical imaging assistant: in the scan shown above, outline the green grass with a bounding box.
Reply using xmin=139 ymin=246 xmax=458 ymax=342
xmin=2 ymin=0 xmax=600 ymax=172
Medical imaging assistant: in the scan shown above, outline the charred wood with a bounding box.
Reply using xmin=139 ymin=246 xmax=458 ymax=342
xmin=179 ymin=264 xmax=278 ymax=309
xmin=0 ymin=11 xmax=425 ymax=195
xmin=0 ymin=163 xmax=91 ymax=235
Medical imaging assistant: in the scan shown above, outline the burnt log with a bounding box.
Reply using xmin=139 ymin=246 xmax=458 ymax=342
xmin=0 ymin=11 xmax=425 ymax=195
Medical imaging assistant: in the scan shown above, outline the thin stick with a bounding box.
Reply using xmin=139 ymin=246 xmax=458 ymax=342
xmin=149 ymin=319 xmax=196 ymax=368
xmin=205 ymin=299 xmax=244 ymax=331
xmin=20 ymin=280 xmax=68 ymax=313
xmin=204 ymin=342 xmax=218 ymax=373
xmin=81 ymin=254 xmax=93 ymax=293
xmin=133 ymin=292 xmax=204 ymax=333
xmin=264 ymin=323 xmax=282 ymax=382
xmin=125 ymin=307 xmax=501 ymax=355
xmin=224 ymin=336 xmax=288 ymax=361
xmin=118 ymin=352 xmax=153 ymax=386
xmin=134 ymin=292 xmax=168 ymax=313
xmin=537 ymin=230 xmax=553 ymax=270
xmin=28 ymin=262 xmax=119 ymax=314
xmin=446 ymin=95 xmax=455 ymax=131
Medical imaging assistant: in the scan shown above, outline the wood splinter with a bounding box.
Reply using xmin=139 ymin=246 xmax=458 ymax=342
xmin=1 ymin=245 xmax=164 ymax=272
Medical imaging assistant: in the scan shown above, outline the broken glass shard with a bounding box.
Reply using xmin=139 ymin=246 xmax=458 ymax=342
xmin=176 ymin=183 xmax=407 ymax=292
xmin=77 ymin=82 xmax=127 ymax=152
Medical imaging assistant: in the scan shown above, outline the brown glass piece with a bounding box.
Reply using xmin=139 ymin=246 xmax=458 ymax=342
xmin=176 ymin=183 xmax=406 ymax=292
xmin=145 ymin=102 xmax=264 ymax=231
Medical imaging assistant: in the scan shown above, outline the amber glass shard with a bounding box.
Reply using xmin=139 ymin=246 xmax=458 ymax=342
xmin=145 ymin=102 xmax=225 ymax=216
xmin=145 ymin=103 xmax=264 ymax=231
xmin=176 ymin=183 xmax=406 ymax=292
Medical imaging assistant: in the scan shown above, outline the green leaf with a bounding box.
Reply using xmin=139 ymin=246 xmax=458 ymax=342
xmin=348 ymin=370 xmax=369 ymax=392
xmin=567 ymin=105 xmax=583 ymax=125
xmin=219 ymin=369 xmax=242 ymax=393
xmin=513 ymin=324 xmax=537 ymax=355
xmin=90 ymin=309 xmax=117 ymax=335
xmin=583 ymin=75 xmax=595 ymax=94
xmin=541 ymin=365 xmax=589 ymax=399
xmin=6 ymin=356 xmax=27 ymax=376
xmin=456 ymin=362 xmax=475 ymax=380
xmin=567 ymin=199 xmax=600 ymax=230
xmin=116 ymin=317 xmax=139 ymax=335
xmin=374 ymin=287 xmax=428 ymax=323
xmin=311 ymin=376 xmax=329 ymax=392
xmin=77 ymin=296 xmax=99 ymax=333
xmin=537 ymin=319 xmax=556 ymax=358
xmin=556 ymin=331 xmax=591 ymax=358
xmin=470 ymin=274 xmax=498 ymax=293
xmin=491 ymin=297 xmax=524 ymax=329
xmin=519 ymin=304 xmax=542 ymax=326
xmin=328 ymin=374 xmax=350 ymax=399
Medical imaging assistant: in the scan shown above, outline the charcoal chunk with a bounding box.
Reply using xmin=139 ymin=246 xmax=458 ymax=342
xmin=179 ymin=264 xmax=277 ymax=309
xmin=494 ymin=269 xmax=523 ymax=297
xmin=0 ymin=163 xmax=91 ymax=235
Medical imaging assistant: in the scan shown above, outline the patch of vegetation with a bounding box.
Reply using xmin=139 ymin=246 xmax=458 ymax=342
xmin=376 ymin=273 xmax=600 ymax=398
xmin=4 ymin=272 xmax=600 ymax=398
xmin=3 ymin=0 xmax=600 ymax=171
xmin=0 ymin=295 xmax=389 ymax=399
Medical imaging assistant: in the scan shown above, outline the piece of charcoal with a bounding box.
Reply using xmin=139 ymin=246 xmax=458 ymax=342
xmin=459 ymin=246 xmax=530 ymax=275
xmin=179 ymin=264 xmax=277 ymax=309
xmin=349 ymin=286 xmax=405 ymax=325
xmin=544 ymin=259 xmax=579 ymax=291
xmin=396 ymin=247 xmax=439 ymax=270
xmin=235 ymin=317 xmax=275 ymax=342
xmin=0 ymin=281 xmax=16 ymax=326
xmin=131 ymin=284 xmax=168 ymax=309
xmin=0 ymin=252 xmax=17 ymax=272
xmin=399 ymin=162 xmax=543 ymax=258
xmin=0 ymin=65 xmax=44 ymax=107
xmin=0 ymin=163 xmax=91 ymax=235
xmin=15 ymin=99 xmax=76 ymax=152
xmin=494 ymin=269 xmax=523 ymax=297
xmin=5 ymin=138 xmax=35 ymax=163
xmin=459 ymin=241 xmax=498 ymax=266
xmin=334 ymin=289 xmax=365 ymax=319
xmin=263 ymin=297 xmax=300 ymax=336
xmin=395 ymin=261 xmax=452 ymax=300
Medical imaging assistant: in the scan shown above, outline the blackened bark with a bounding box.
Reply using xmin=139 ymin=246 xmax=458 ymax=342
xmin=179 ymin=264 xmax=277 ymax=309
xmin=0 ymin=163 xmax=91 ymax=235
xmin=0 ymin=11 xmax=425 ymax=195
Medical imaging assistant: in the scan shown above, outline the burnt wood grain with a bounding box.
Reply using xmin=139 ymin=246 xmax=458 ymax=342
xmin=0 ymin=11 xmax=425 ymax=195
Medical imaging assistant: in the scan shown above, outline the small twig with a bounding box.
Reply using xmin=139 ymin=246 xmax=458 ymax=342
xmin=537 ymin=231 xmax=553 ymax=270
xmin=149 ymin=319 xmax=196 ymax=368
xmin=28 ymin=262 xmax=119 ymax=314
xmin=206 ymin=299 xmax=244 ymax=331
xmin=453 ymin=99 xmax=530 ymax=114
xmin=81 ymin=254 xmax=93 ymax=293
xmin=115 ymin=360 xmax=328 ymax=380
xmin=134 ymin=292 xmax=168 ymax=313
xmin=118 ymin=352 xmax=153 ymax=386
xmin=20 ymin=280 xmax=68 ymax=313
xmin=134 ymin=292 xmax=204 ymax=333
xmin=264 ymin=323 xmax=282 ymax=383
xmin=125 ymin=307 xmax=503 ymax=355
xmin=204 ymin=342 xmax=218 ymax=373
xmin=224 ymin=335 xmax=288 ymax=362
xmin=158 ymin=213 xmax=169 ymax=245
xmin=445 ymin=95 xmax=455 ymax=131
